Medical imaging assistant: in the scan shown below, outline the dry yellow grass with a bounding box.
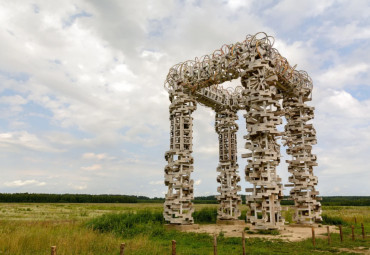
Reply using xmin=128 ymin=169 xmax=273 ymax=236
xmin=322 ymin=206 xmax=370 ymax=223
xmin=0 ymin=220 xmax=123 ymax=255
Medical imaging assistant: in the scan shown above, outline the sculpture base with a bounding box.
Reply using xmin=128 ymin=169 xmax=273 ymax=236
xmin=251 ymin=221 xmax=285 ymax=230
xmin=165 ymin=224 xmax=200 ymax=231
xmin=216 ymin=219 xmax=245 ymax=225
xmin=288 ymin=223 xmax=319 ymax=228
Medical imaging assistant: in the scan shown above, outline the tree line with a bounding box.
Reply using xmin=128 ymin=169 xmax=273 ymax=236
xmin=0 ymin=193 xmax=368 ymax=206
xmin=0 ymin=193 xmax=137 ymax=203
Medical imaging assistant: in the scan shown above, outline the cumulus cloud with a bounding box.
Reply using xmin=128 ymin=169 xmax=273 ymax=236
xmin=317 ymin=64 xmax=369 ymax=89
xmin=262 ymin=0 xmax=335 ymax=31
xmin=0 ymin=131 xmax=61 ymax=152
xmin=82 ymin=152 xmax=111 ymax=160
xmin=80 ymin=164 xmax=102 ymax=171
xmin=0 ymin=0 xmax=369 ymax=196
xmin=4 ymin=179 xmax=46 ymax=187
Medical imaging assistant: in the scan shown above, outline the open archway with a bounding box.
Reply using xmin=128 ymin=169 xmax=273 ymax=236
xmin=163 ymin=33 xmax=321 ymax=229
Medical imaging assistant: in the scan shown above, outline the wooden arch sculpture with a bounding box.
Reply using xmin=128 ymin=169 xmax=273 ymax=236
xmin=163 ymin=32 xmax=322 ymax=229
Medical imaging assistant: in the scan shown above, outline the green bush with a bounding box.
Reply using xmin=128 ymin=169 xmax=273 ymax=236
xmin=322 ymin=214 xmax=346 ymax=225
xmin=85 ymin=210 xmax=165 ymax=238
xmin=192 ymin=207 xmax=217 ymax=224
xmin=239 ymin=209 xmax=247 ymax=222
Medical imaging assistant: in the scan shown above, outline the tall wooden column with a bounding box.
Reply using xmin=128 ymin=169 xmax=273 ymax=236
xmin=241 ymin=66 xmax=284 ymax=230
xmin=164 ymin=89 xmax=197 ymax=224
xmin=215 ymin=108 xmax=241 ymax=220
xmin=283 ymin=94 xmax=322 ymax=224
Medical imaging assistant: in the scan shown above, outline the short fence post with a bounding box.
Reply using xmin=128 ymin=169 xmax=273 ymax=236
xmin=327 ymin=226 xmax=331 ymax=245
xmin=361 ymin=223 xmax=365 ymax=239
xmin=311 ymin=227 xmax=316 ymax=247
xmin=213 ymin=234 xmax=217 ymax=255
xmin=242 ymin=231 xmax=246 ymax=255
xmin=339 ymin=225 xmax=343 ymax=242
xmin=51 ymin=246 xmax=56 ymax=255
xmin=354 ymin=217 xmax=357 ymax=224
xmin=172 ymin=240 xmax=176 ymax=255
xmin=120 ymin=243 xmax=125 ymax=255
xmin=351 ymin=225 xmax=355 ymax=241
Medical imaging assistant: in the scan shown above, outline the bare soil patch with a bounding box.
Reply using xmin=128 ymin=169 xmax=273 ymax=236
xmin=181 ymin=223 xmax=339 ymax=242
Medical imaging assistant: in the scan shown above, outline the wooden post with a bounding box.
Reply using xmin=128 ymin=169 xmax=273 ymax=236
xmin=172 ymin=240 xmax=176 ymax=255
xmin=339 ymin=225 xmax=343 ymax=242
xmin=354 ymin=217 xmax=357 ymax=224
xmin=120 ymin=243 xmax=125 ymax=255
xmin=311 ymin=227 xmax=316 ymax=247
xmin=362 ymin=223 xmax=365 ymax=239
xmin=327 ymin=226 xmax=331 ymax=245
xmin=242 ymin=231 xmax=246 ymax=255
xmin=213 ymin=234 xmax=217 ymax=255
xmin=51 ymin=246 xmax=56 ymax=255
xmin=351 ymin=225 xmax=355 ymax=241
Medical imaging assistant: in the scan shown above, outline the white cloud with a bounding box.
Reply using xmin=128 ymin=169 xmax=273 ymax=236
xmin=226 ymin=0 xmax=252 ymax=10
xmin=0 ymin=131 xmax=61 ymax=152
xmin=81 ymin=164 xmax=102 ymax=171
xmin=317 ymin=63 xmax=369 ymax=89
xmin=0 ymin=95 xmax=27 ymax=105
xmin=263 ymin=0 xmax=335 ymax=30
xmin=323 ymin=22 xmax=370 ymax=47
xmin=68 ymin=183 xmax=88 ymax=190
xmin=82 ymin=152 xmax=112 ymax=160
xmin=0 ymin=0 xmax=369 ymax=197
xmin=4 ymin=179 xmax=46 ymax=187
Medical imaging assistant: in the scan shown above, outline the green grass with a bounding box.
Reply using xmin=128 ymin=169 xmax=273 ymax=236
xmin=322 ymin=214 xmax=346 ymax=225
xmin=192 ymin=207 xmax=218 ymax=224
xmin=0 ymin=203 xmax=369 ymax=254
xmin=86 ymin=210 xmax=165 ymax=238
xmin=239 ymin=209 xmax=247 ymax=222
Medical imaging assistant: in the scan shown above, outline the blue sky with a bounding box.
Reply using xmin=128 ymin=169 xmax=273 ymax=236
xmin=0 ymin=0 xmax=369 ymax=197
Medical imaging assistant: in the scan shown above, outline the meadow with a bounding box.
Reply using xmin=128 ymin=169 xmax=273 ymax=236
xmin=0 ymin=203 xmax=369 ymax=254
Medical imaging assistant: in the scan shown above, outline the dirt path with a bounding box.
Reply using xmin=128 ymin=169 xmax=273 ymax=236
xmin=181 ymin=223 xmax=338 ymax=242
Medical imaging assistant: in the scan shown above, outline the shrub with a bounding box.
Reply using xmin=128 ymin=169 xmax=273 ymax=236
xmin=85 ymin=210 xmax=165 ymax=238
xmin=192 ymin=207 xmax=217 ymax=224
xmin=239 ymin=209 xmax=247 ymax=222
xmin=283 ymin=209 xmax=293 ymax=223
xmin=322 ymin=214 xmax=346 ymax=226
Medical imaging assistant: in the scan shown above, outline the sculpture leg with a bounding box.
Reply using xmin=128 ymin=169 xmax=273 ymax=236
xmin=241 ymin=69 xmax=284 ymax=230
xmin=164 ymin=90 xmax=197 ymax=225
xmin=215 ymin=108 xmax=241 ymax=220
xmin=283 ymin=95 xmax=322 ymax=224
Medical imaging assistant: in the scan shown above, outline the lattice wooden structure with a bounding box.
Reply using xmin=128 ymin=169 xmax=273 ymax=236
xmin=163 ymin=32 xmax=322 ymax=229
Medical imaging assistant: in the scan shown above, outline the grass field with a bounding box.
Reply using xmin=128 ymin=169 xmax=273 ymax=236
xmin=0 ymin=203 xmax=369 ymax=254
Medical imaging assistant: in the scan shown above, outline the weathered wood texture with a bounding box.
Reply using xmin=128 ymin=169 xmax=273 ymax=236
xmin=283 ymin=94 xmax=322 ymax=224
xmin=164 ymin=90 xmax=197 ymax=224
xmin=163 ymin=32 xmax=321 ymax=229
xmin=215 ymin=108 xmax=241 ymax=220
